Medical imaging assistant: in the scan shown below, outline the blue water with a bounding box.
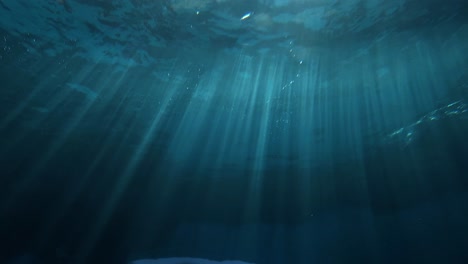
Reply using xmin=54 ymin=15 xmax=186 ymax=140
xmin=1 ymin=0 xmax=467 ymax=263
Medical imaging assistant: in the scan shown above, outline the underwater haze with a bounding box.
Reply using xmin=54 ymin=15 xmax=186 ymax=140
xmin=1 ymin=0 xmax=468 ymax=263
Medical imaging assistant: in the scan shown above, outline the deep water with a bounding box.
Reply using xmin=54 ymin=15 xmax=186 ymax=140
xmin=1 ymin=1 xmax=468 ymax=264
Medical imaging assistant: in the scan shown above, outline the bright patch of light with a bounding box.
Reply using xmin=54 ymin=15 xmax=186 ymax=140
xmin=240 ymin=12 xmax=253 ymax=20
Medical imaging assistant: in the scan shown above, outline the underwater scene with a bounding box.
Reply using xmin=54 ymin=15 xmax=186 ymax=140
xmin=1 ymin=0 xmax=468 ymax=263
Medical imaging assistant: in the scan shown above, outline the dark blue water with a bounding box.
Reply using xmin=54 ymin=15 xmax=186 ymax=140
xmin=1 ymin=1 xmax=468 ymax=263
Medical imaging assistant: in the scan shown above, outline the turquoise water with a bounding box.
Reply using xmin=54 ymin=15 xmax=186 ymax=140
xmin=1 ymin=0 xmax=468 ymax=263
